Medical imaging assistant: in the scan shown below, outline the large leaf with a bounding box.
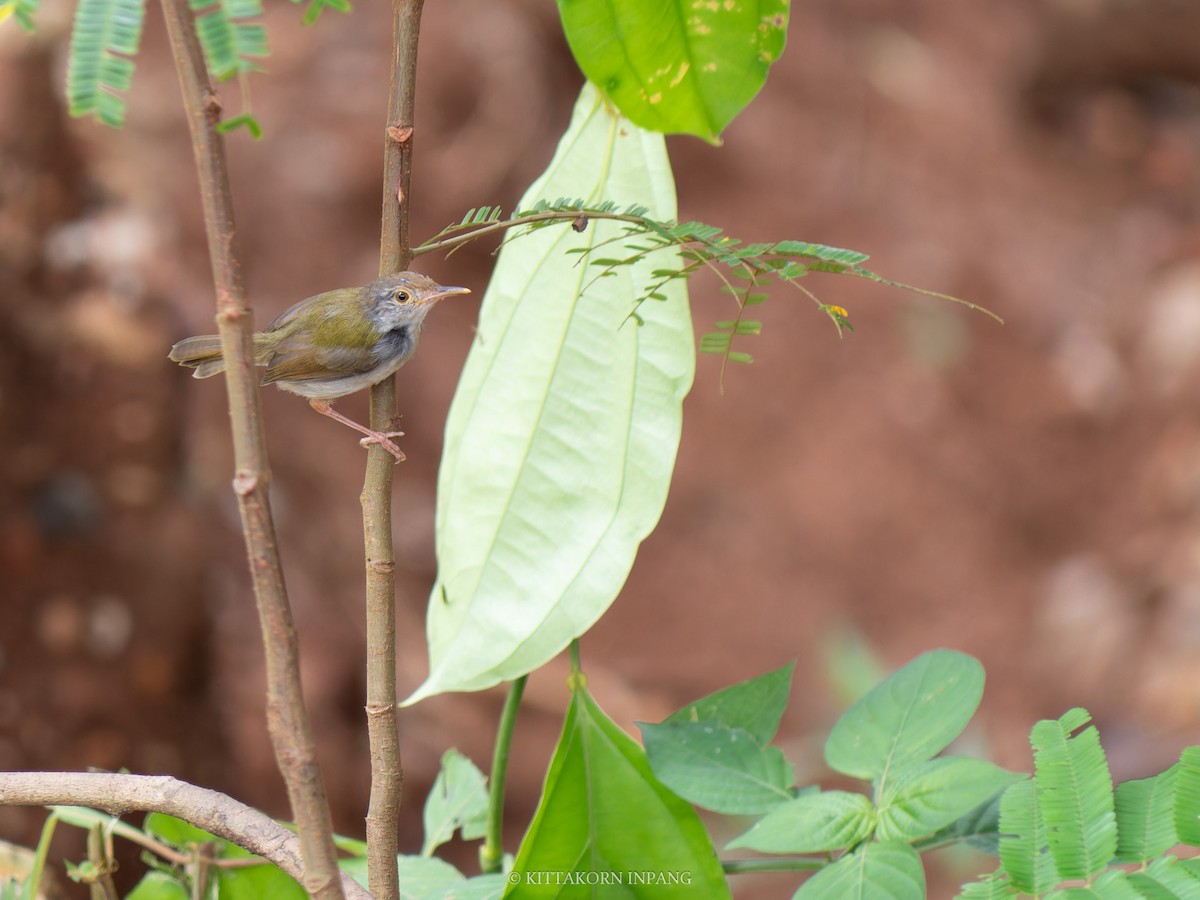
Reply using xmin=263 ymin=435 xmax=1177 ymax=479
xmin=824 ymin=650 xmax=984 ymax=783
xmin=506 ymin=686 xmax=729 ymax=898
xmin=556 ymin=0 xmax=790 ymax=143
xmin=406 ymin=83 xmax=694 ymax=703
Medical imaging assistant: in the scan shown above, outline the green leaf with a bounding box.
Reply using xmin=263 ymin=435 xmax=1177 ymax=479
xmin=290 ymin=0 xmax=350 ymax=25
xmin=190 ymin=0 xmax=267 ymax=81
xmin=50 ymin=806 xmax=147 ymax=846
xmin=824 ymin=649 xmax=985 ymax=782
xmin=954 ymin=870 xmax=1019 ymax=899
xmin=507 ymin=686 xmax=730 ymax=897
xmin=407 ymin=83 xmax=694 ymax=703
xmin=66 ymin=0 xmax=145 ymax=127
xmin=1125 ymin=856 xmax=1200 ymax=898
xmin=1176 ymin=747 xmax=1200 ymax=845
xmin=423 ymin=749 xmax=490 ymax=856
xmin=726 ymin=790 xmax=874 ymax=853
xmin=998 ymin=780 xmax=1057 ymax=896
xmin=922 ymin=790 xmax=1006 ymax=855
xmin=215 ymin=113 xmax=263 ymax=138
xmin=340 ymin=855 xmax=468 ymax=896
xmin=556 ymin=0 xmax=789 ymax=143
xmin=1114 ymin=765 xmax=1179 ymax=862
xmin=126 ymin=871 xmax=191 ymax=900
xmin=143 ymin=813 xmax=306 ymax=898
xmin=0 ymin=0 xmax=38 ymax=31
xmin=143 ymin=812 xmax=213 ymax=847
xmin=1046 ymin=869 xmax=1143 ymax=899
xmin=794 ymin=840 xmax=924 ymax=900
xmin=663 ymin=662 xmax=793 ymax=743
xmin=1030 ymin=709 xmax=1116 ymax=880
xmin=217 ymin=859 xmax=306 ymax=900
xmin=876 ymin=757 xmax=1025 ymax=843
xmin=435 ymin=874 xmax=508 ymax=900
xmin=772 ymin=241 xmax=870 ymax=266
xmin=640 ymin=721 xmax=794 ymax=814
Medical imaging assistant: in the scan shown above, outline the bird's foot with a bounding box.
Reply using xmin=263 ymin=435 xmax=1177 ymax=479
xmin=358 ymin=431 xmax=406 ymax=462
xmin=309 ymin=398 xmax=406 ymax=463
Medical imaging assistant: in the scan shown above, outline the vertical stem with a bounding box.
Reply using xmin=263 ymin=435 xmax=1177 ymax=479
xmin=159 ymin=1 xmax=342 ymax=897
xmin=364 ymin=2 xmax=425 ymax=897
xmin=480 ymin=676 xmax=527 ymax=874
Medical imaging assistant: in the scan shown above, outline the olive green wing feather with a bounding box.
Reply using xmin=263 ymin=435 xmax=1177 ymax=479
xmin=260 ymin=289 xmax=381 ymax=384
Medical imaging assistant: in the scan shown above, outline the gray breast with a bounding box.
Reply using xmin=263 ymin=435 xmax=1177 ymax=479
xmin=374 ymin=324 xmax=414 ymax=363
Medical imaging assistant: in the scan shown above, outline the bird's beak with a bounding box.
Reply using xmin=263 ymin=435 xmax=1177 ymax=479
xmin=426 ymin=285 xmax=471 ymax=303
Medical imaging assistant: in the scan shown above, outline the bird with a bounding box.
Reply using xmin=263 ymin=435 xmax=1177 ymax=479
xmin=169 ymin=271 xmax=470 ymax=461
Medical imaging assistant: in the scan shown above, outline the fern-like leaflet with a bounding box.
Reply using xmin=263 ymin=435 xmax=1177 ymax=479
xmin=67 ymin=0 xmax=145 ymax=127
xmin=416 ymin=203 xmax=1001 ymax=384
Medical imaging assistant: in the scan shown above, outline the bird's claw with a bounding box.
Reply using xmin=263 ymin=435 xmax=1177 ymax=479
xmin=359 ymin=431 xmax=406 ymax=462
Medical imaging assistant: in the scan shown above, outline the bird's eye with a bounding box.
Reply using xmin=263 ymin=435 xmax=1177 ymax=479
xmin=393 ymin=289 xmax=410 ymax=303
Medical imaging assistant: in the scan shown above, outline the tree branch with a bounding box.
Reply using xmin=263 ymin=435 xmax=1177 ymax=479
xmin=158 ymin=1 xmax=342 ymax=897
xmin=0 ymin=773 xmax=370 ymax=900
xmin=363 ymin=2 xmax=425 ymax=898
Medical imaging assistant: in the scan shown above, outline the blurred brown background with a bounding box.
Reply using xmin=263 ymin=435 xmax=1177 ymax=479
xmin=2 ymin=0 xmax=1199 ymax=895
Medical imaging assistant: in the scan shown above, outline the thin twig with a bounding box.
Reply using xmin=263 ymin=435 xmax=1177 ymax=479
xmin=413 ymin=209 xmax=648 ymax=258
xmin=157 ymin=1 xmax=342 ymax=896
xmin=363 ymin=3 xmax=425 ymax=898
xmin=0 ymin=773 xmax=370 ymax=899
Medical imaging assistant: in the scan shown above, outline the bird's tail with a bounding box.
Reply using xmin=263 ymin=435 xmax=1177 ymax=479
xmin=169 ymin=334 xmax=227 ymax=378
xmin=170 ymin=334 xmax=274 ymax=378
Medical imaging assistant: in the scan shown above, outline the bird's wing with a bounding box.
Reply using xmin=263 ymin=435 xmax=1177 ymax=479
xmin=260 ymin=289 xmax=380 ymax=384
xmin=261 ymin=340 xmax=379 ymax=384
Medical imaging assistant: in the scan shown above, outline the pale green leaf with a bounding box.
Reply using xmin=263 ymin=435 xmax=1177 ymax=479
xmin=794 ymin=841 xmax=924 ymax=900
xmin=824 ymin=649 xmax=985 ymax=782
xmin=406 ymin=82 xmax=694 ymax=703
xmin=641 ymin=721 xmax=793 ymax=814
xmin=726 ymin=790 xmax=874 ymax=853
xmin=422 ymin=749 xmax=489 ymax=856
xmin=876 ymin=757 xmax=1024 ymax=842
xmin=663 ymin=662 xmax=793 ymax=743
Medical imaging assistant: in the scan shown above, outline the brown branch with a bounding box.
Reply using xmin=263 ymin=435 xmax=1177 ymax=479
xmin=363 ymin=3 xmax=426 ymax=898
xmin=0 ymin=773 xmax=370 ymax=899
xmin=158 ymin=1 xmax=343 ymax=897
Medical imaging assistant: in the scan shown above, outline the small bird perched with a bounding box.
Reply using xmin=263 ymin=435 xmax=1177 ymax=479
xmin=169 ymin=271 xmax=470 ymax=461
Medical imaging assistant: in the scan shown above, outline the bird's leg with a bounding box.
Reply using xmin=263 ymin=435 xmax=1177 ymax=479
xmin=308 ymin=399 xmax=406 ymax=462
